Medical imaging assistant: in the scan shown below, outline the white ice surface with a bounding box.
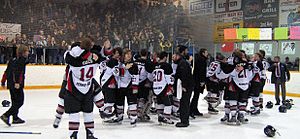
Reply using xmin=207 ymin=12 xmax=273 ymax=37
xmin=0 ymin=89 xmax=299 ymax=139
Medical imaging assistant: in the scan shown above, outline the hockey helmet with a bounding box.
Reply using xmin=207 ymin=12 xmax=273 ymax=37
xmin=279 ymin=105 xmax=287 ymax=113
xmin=266 ymin=101 xmax=273 ymax=109
xmin=1 ymin=100 xmax=10 ymax=107
xmin=264 ymin=125 xmax=276 ymax=137
xmin=283 ymin=100 xmax=292 ymax=110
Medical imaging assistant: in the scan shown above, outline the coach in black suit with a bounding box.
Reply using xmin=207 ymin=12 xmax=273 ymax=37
xmin=268 ymin=56 xmax=290 ymax=105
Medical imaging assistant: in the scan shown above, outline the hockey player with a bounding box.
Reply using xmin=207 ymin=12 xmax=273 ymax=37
xmin=1 ymin=45 xmax=29 ymax=126
xmin=107 ymin=49 xmax=139 ymax=126
xmin=152 ymin=51 xmax=174 ymax=124
xmin=206 ymin=53 xmax=226 ymax=114
xmin=249 ymin=53 xmax=264 ymax=115
xmin=53 ymin=42 xmax=104 ymax=128
xmin=218 ymin=50 xmax=251 ymax=125
xmin=64 ymin=38 xmax=101 ymax=139
xmin=100 ymin=47 xmax=123 ymax=120
xmin=258 ymin=50 xmax=270 ymax=109
xmin=171 ymin=53 xmax=180 ymax=118
xmin=134 ymin=49 xmax=153 ymax=121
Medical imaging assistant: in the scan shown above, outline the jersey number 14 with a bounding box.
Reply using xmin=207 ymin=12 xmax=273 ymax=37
xmin=80 ymin=67 xmax=94 ymax=81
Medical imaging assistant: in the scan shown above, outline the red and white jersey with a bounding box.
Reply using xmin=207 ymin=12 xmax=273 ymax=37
xmin=65 ymin=47 xmax=100 ymax=94
xmin=230 ymin=69 xmax=253 ymax=91
xmin=118 ymin=62 xmax=139 ymax=88
xmin=261 ymin=59 xmax=270 ymax=79
xmin=207 ymin=61 xmax=221 ymax=82
xmin=134 ymin=58 xmax=153 ymax=84
xmin=100 ymin=58 xmax=120 ymax=88
xmin=152 ymin=62 xmax=174 ymax=95
xmin=68 ymin=64 xmax=99 ymax=94
xmin=251 ymin=61 xmax=262 ymax=82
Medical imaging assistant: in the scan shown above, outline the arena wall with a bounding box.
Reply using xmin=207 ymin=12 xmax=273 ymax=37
xmin=0 ymin=65 xmax=299 ymax=97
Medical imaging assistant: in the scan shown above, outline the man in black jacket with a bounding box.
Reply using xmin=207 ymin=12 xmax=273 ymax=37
xmin=190 ymin=48 xmax=208 ymax=117
xmin=268 ymin=56 xmax=290 ymax=105
xmin=1 ymin=45 xmax=29 ymax=126
xmin=175 ymin=45 xmax=194 ymax=127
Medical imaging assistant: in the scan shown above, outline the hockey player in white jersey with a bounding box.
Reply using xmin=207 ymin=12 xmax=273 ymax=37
xmin=206 ymin=53 xmax=226 ymax=114
xmin=218 ymin=50 xmax=253 ymax=125
xmin=64 ymin=38 xmax=102 ymax=139
xmin=258 ymin=50 xmax=270 ymax=109
xmin=152 ymin=52 xmax=174 ymax=125
xmin=106 ymin=49 xmax=139 ymax=126
xmin=249 ymin=53 xmax=264 ymax=115
xmin=53 ymin=42 xmax=103 ymax=129
xmin=100 ymin=47 xmax=123 ymax=120
xmin=134 ymin=49 xmax=154 ymax=121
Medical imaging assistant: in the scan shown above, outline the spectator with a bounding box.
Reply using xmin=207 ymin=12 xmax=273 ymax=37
xmin=285 ymin=57 xmax=293 ymax=69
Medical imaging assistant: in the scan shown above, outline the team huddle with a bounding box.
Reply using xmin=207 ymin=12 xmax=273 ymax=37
xmin=51 ymin=37 xmax=270 ymax=139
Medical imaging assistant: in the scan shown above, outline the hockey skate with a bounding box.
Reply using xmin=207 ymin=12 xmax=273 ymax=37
xmin=130 ymin=118 xmax=137 ymax=127
xmin=250 ymin=109 xmax=260 ymax=116
xmin=237 ymin=113 xmax=249 ymax=124
xmin=227 ymin=116 xmax=240 ymax=126
xmin=171 ymin=112 xmax=180 ymax=120
xmin=104 ymin=116 xmax=123 ymax=124
xmin=86 ymin=129 xmax=98 ymax=139
xmin=208 ymin=107 xmax=219 ymax=115
xmin=220 ymin=114 xmax=229 ymax=123
xmin=100 ymin=110 xmax=115 ymax=119
xmin=70 ymin=131 xmax=78 ymax=139
xmin=158 ymin=115 xmax=174 ymax=125
xmin=53 ymin=116 xmax=61 ymax=128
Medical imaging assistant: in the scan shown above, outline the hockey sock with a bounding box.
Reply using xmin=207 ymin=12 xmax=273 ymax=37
xmin=229 ymin=100 xmax=238 ymax=117
xmin=172 ymin=96 xmax=180 ymax=113
xmin=259 ymin=93 xmax=263 ymax=107
xmin=69 ymin=113 xmax=80 ymax=136
xmin=252 ymin=97 xmax=260 ymax=111
xmin=163 ymin=105 xmax=172 ymax=119
xmin=55 ymin=98 xmax=65 ymax=119
xmin=238 ymin=102 xmax=247 ymax=116
xmin=83 ymin=112 xmax=95 ymax=135
xmin=93 ymin=91 xmax=104 ymax=111
xmin=207 ymin=92 xmax=218 ymax=108
xmin=156 ymin=104 xmax=164 ymax=115
xmin=116 ymin=105 xmax=124 ymax=118
xmin=224 ymin=101 xmax=230 ymax=115
xmin=128 ymin=104 xmax=138 ymax=120
xmin=137 ymin=98 xmax=146 ymax=116
xmin=103 ymin=103 xmax=114 ymax=115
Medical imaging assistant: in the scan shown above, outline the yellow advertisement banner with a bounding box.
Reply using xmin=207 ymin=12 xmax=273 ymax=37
xmin=213 ymin=21 xmax=243 ymax=43
xmin=248 ymin=28 xmax=260 ymax=40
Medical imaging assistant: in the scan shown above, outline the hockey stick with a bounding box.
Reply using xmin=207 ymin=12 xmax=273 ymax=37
xmin=0 ymin=131 xmax=41 ymax=135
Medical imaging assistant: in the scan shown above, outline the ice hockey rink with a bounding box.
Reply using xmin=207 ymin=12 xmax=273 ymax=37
xmin=0 ymin=89 xmax=299 ymax=139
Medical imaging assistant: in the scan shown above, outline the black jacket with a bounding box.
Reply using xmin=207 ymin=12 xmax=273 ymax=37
xmin=268 ymin=62 xmax=290 ymax=84
xmin=175 ymin=56 xmax=194 ymax=90
xmin=2 ymin=57 xmax=27 ymax=89
xmin=193 ymin=53 xmax=208 ymax=83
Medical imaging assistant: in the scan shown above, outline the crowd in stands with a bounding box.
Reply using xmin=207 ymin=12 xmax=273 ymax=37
xmin=0 ymin=0 xmax=185 ymax=64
